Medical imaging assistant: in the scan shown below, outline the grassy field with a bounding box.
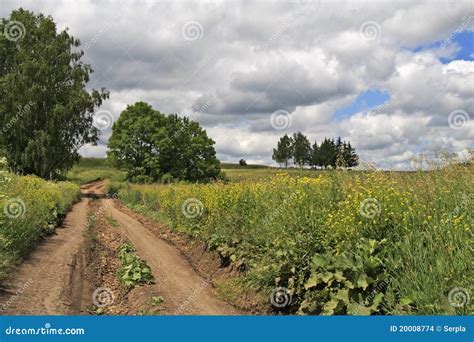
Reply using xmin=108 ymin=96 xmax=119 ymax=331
xmin=69 ymin=158 xmax=322 ymax=183
xmin=54 ymin=157 xmax=474 ymax=315
xmin=107 ymin=160 xmax=473 ymax=315
xmin=66 ymin=158 xmax=126 ymax=184
xmin=222 ymin=167 xmax=325 ymax=182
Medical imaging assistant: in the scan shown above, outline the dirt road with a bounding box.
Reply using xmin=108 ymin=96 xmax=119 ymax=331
xmin=0 ymin=180 xmax=239 ymax=315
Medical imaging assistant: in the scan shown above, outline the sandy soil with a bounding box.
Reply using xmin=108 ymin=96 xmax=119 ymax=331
xmin=0 ymin=180 xmax=240 ymax=315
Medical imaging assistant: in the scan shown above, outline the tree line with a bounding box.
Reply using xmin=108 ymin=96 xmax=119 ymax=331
xmin=272 ymin=133 xmax=359 ymax=169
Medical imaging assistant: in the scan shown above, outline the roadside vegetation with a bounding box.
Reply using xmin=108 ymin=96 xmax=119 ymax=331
xmin=118 ymin=242 xmax=154 ymax=288
xmin=113 ymin=156 xmax=473 ymax=315
xmin=0 ymin=158 xmax=80 ymax=280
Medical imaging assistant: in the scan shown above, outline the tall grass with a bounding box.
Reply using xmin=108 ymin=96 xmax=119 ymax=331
xmin=115 ymin=161 xmax=473 ymax=315
xmin=0 ymin=172 xmax=80 ymax=280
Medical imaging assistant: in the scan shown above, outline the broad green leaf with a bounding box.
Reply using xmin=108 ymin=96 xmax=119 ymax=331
xmin=304 ymin=273 xmax=319 ymax=290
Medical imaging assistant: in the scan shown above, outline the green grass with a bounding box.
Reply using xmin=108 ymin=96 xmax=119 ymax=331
xmin=222 ymin=167 xmax=325 ymax=182
xmin=65 ymin=157 xmax=474 ymax=315
xmin=220 ymin=163 xmax=270 ymax=169
xmin=116 ymin=161 xmax=473 ymax=315
xmin=0 ymin=172 xmax=81 ymax=281
xmin=67 ymin=158 xmax=126 ymax=184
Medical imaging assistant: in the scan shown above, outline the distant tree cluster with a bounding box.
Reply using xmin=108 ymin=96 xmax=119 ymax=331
xmin=272 ymin=133 xmax=359 ymax=169
xmin=107 ymin=102 xmax=221 ymax=183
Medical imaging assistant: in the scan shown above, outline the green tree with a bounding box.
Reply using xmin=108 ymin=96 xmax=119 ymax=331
xmin=345 ymin=142 xmax=359 ymax=167
xmin=107 ymin=102 xmax=221 ymax=182
xmin=318 ymin=138 xmax=336 ymax=169
xmin=310 ymin=141 xmax=321 ymax=168
xmin=0 ymin=9 xmax=108 ymax=178
xmin=239 ymin=159 xmax=247 ymax=166
xmin=272 ymin=134 xmax=293 ymax=168
xmin=292 ymin=132 xmax=311 ymax=169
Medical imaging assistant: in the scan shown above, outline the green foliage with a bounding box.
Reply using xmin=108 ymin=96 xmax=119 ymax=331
xmin=272 ymin=134 xmax=293 ymax=168
xmin=0 ymin=9 xmax=108 ymax=179
xmin=300 ymin=239 xmax=389 ymax=315
xmin=222 ymin=167 xmax=324 ymax=182
xmin=105 ymin=181 xmax=127 ymax=197
xmin=107 ymin=102 xmax=221 ymax=183
xmin=117 ymin=242 xmax=153 ymax=288
xmin=117 ymin=162 xmax=473 ymax=315
xmin=151 ymin=296 xmax=165 ymax=306
xmin=273 ymin=133 xmax=359 ymax=169
xmin=292 ymin=132 xmax=311 ymax=169
xmin=0 ymin=170 xmax=80 ymax=280
xmin=318 ymin=138 xmax=337 ymax=168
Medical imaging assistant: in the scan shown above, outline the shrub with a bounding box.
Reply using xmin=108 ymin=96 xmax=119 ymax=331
xmin=117 ymin=242 xmax=154 ymax=288
xmin=0 ymin=172 xmax=80 ymax=280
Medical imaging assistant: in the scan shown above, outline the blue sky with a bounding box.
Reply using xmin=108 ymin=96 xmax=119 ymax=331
xmin=334 ymin=90 xmax=390 ymax=119
xmin=413 ymin=30 xmax=474 ymax=63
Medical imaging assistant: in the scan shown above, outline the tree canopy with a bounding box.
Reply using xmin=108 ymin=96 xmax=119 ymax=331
xmin=292 ymin=132 xmax=311 ymax=169
xmin=0 ymin=9 xmax=108 ymax=178
xmin=107 ymin=102 xmax=221 ymax=183
xmin=272 ymin=134 xmax=293 ymax=168
xmin=272 ymin=132 xmax=359 ymax=169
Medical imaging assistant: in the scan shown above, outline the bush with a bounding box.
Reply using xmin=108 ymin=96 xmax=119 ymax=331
xmin=117 ymin=242 xmax=153 ymax=288
xmin=0 ymin=172 xmax=80 ymax=280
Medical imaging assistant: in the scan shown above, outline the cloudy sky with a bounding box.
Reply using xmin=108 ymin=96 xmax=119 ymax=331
xmin=1 ymin=0 xmax=473 ymax=169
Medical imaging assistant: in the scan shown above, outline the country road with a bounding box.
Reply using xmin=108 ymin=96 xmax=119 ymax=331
xmin=0 ymin=181 xmax=239 ymax=315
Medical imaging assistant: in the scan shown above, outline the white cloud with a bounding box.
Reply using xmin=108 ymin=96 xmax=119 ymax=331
xmin=1 ymin=0 xmax=472 ymax=169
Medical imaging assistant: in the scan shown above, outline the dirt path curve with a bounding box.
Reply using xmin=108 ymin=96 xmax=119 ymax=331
xmin=0 ymin=196 xmax=90 ymax=315
xmin=90 ymin=182 xmax=239 ymax=315
xmin=104 ymin=199 xmax=240 ymax=314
